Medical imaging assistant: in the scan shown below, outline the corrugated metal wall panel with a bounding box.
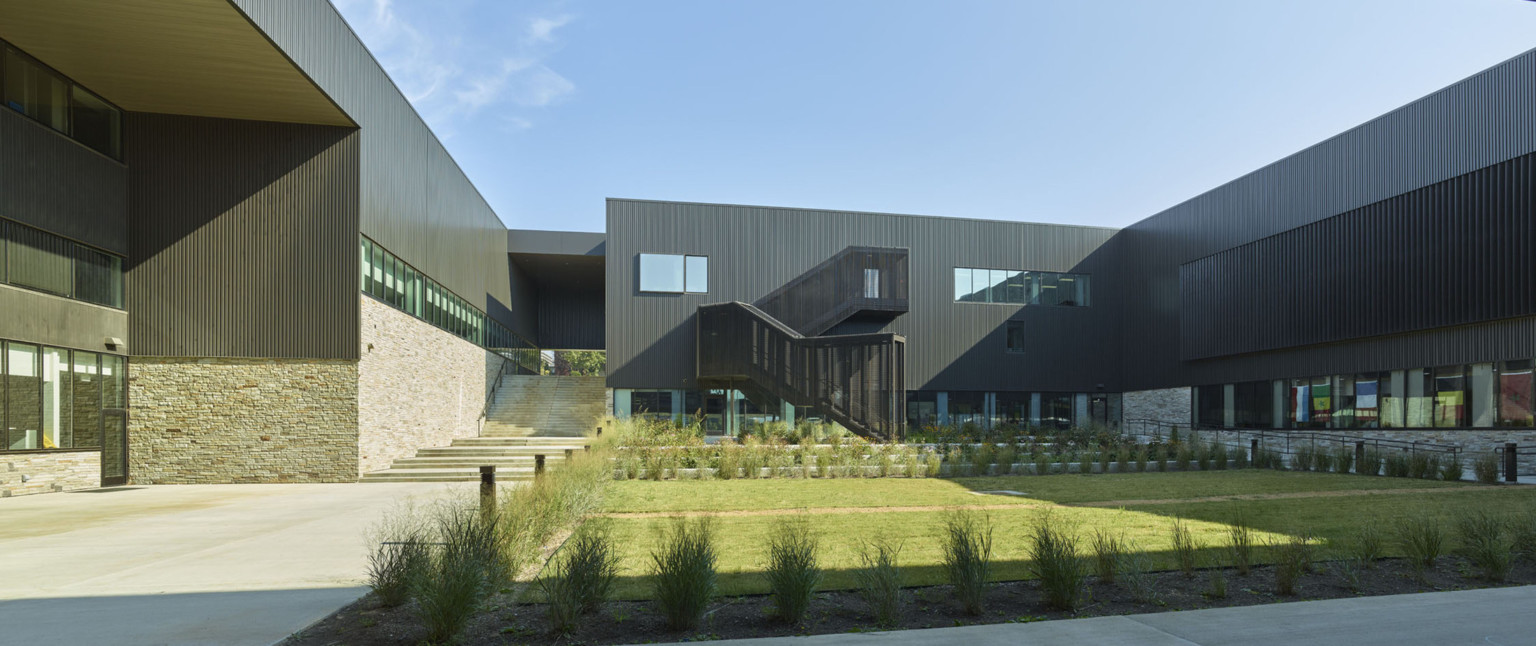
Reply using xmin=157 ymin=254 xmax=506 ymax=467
xmin=0 ymin=108 xmax=127 ymax=253
xmin=230 ymin=0 xmax=523 ymax=329
xmin=1123 ymin=47 xmax=1536 ymax=390
xmin=126 ymin=113 xmax=360 ymax=359
xmin=538 ymin=292 xmax=604 ymax=350
xmin=606 ymin=199 xmax=1121 ymax=392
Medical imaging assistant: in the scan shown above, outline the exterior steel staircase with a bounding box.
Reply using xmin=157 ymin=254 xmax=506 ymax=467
xmin=360 ymin=376 xmax=607 ymax=482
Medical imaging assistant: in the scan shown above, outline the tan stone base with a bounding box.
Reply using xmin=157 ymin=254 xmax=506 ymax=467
xmin=1 ymin=451 xmax=100 ymax=496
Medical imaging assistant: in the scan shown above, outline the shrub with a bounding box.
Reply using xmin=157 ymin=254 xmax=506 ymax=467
xmin=1090 ymin=529 xmax=1124 ymax=584
xmin=1271 ymin=533 xmax=1312 ymax=596
xmin=855 ymin=540 xmax=904 ymax=629
xmin=1204 ymin=566 xmax=1228 ymax=599
xmin=1118 ymin=549 xmax=1159 ymax=604
xmin=1057 ymin=450 xmax=1074 ymax=475
xmin=1350 ymin=519 xmax=1385 ymax=567
xmin=1195 ymin=443 xmax=1212 ymax=471
xmin=1029 ymin=515 xmax=1089 ymax=611
xmin=1293 ymin=445 xmax=1316 ymax=472
xmin=1034 ymin=450 xmax=1053 ymax=476
xmin=1439 ymin=452 xmax=1464 ymax=481
xmin=651 ymin=517 xmax=719 ymax=631
xmin=1333 ymin=555 xmax=1365 ymax=592
xmin=1212 ymin=442 xmax=1228 ymax=470
xmin=1474 ymin=452 xmax=1502 ymax=484
xmin=1511 ymin=512 xmax=1536 ymax=562
xmin=1333 ymin=445 xmax=1354 ymax=475
xmin=415 ymin=504 xmax=502 ymax=643
xmin=924 ymin=449 xmax=944 ymax=478
xmin=1230 ymin=445 xmax=1249 ymax=469
xmin=1360 ymin=448 xmax=1384 ymax=476
xmin=541 ymin=523 xmax=620 ymax=635
xmin=1396 ymin=516 xmax=1444 ymax=574
xmin=1170 ymin=518 xmax=1199 ymax=578
xmin=366 ymin=505 xmax=430 ymax=608
xmin=1408 ymin=452 xmax=1432 ymax=479
xmin=1135 ymin=445 xmax=1149 ymax=472
xmin=942 ymin=510 xmax=994 ymax=615
xmin=1456 ymin=510 xmax=1513 ymax=582
xmin=1174 ymin=443 xmax=1193 ymax=471
xmin=1227 ymin=518 xmax=1254 ymax=576
xmin=1385 ymin=452 xmax=1411 ymax=478
xmin=1117 ymin=445 xmax=1132 ymax=474
xmin=1098 ymin=447 xmax=1113 ymax=475
xmin=764 ymin=517 xmax=822 ymax=624
xmin=1314 ymin=448 xmax=1334 ymax=473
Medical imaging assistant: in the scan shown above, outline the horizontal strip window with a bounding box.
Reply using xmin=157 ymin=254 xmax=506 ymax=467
xmin=953 ymin=268 xmax=1090 ymax=307
xmin=1194 ymin=360 xmax=1535 ymax=430
xmin=639 ymin=253 xmax=708 ymax=294
xmin=1 ymin=38 xmax=122 ymax=160
xmin=0 ymin=218 xmax=124 ymax=308
xmin=2 ymin=339 xmax=126 ymax=452
xmin=360 ymin=236 xmax=540 ymax=373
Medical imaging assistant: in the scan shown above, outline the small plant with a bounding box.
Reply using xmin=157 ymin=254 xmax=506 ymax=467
xmin=1204 ymin=566 xmax=1228 ymax=599
xmin=1034 ymin=450 xmax=1053 ymax=476
xmin=1408 ymin=452 xmax=1432 ymax=479
xmin=1474 ymin=452 xmax=1502 ymax=484
xmin=651 ymin=517 xmax=719 ymax=631
xmin=1293 ymin=445 xmax=1316 ymax=472
xmin=1029 ymin=514 xmax=1089 ymax=611
xmin=1350 ymin=519 xmax=1385 ymax=567
xmin=1212 ymin=442 xmax=1228 ymax=470
xmin=1170 ymin=518 xmax=1199 ymax=578
xmin=1098 ymin=447 xmax=1113 ymax=475
xmin=366 ymin=506 xmax=430 ymax=608
xmin=541 ymin=523 xmax=621 ymax=635
xmin=1439 ymin=452 xmax=1464 ymax=481
xmin=1456 ymin=510 xmax=1513 ymax=582
xmin=1174 ymin=443 xmax=1193 ymax=471
xmin=1360 ymin=448 xmax=1383 ymax=476
xmin=764 ymin=516 xmax=822 ymax=624
xmin=1135 ymin=445 xmax=1149 ymax=472
xmin=1118 ymin=549 xmax=1159 ymax=604
xmin=942 ymin=510 xmax=994 ymax=615
xmin=1195 ymin=443 xmax=1212 ymax=471
xmin=1511 ymin=512 xmax=1536 ymax=562
xmin=855 ymin=540 xmax=904 ymax=629
xmin=1385 ymin=452 xmax=1410 ymax=478
xmin=1227 ymin=517 xmax=1254 ymax=576
xmin=1117 ymin=445 xmax=1132 ymax=474
xmin=1271 ymin=533 xmax=1313 ymax=596
xmin=1396 ymin=516 xmax=1444 ymax=576
xmin=1090 ymin=529 xmax=1124 ymax=584
xmin=415 ymin=504 xmax=502 ymax=644
xmin=1314 ymin=448 xmax=1334 ymax=473
xmin=1333 ymin=445 xmax=1354 ymax=474
xmin=1230 ymin=445 xmax=1249 ymax=469
xmin=1333 ymin=555 xmax=1365 ymax=592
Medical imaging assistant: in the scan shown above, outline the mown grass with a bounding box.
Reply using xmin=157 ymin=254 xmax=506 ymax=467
xmin=604 ymin=470 xmax=1469 ymax=514
xmin=598 ymin=472 xmax=1536 ymax=600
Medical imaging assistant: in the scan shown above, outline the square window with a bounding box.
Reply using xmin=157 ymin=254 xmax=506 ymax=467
xmin=685 ymin=255 xmax=708 ymax=293
xmin=1006 ymin=321 xmax=1026 ymax=354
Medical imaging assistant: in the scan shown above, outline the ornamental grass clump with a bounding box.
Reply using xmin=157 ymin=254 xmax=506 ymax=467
xmin=1384 ymin=452 xmax=1410 ymax=478
xmin=651 ymin=517 xmax=719 ymax=631
xmin=1135 ymin=445 xmax=1150 ymax=472
xmin=1227 ymin=517 xmax=1255 ymax=576
xmin=1170 ymin=518 xmax=1199 ymax=578
xmin=1211 ymin=441 xmax=1228 ymax=470
xmin=366 ymin=505 xmax=430 ymax=608
xmin=1333 ymin=445 xmax=1355 ymax=475
xmin=1029 ymin=514 xmax=1089 ymax=612
xmin=1396 ymin=516 xmax=1444 ymax=577
xmin=1174 ymin=443 xmax=1193 ymax=471
xmin=941 ymin=510 xmax=994 ymax=615
xmin=855 ymin=540 xmax=904 ymax=628
xmin=415 ymin=504 xmax=502 ymax=644
xmin=1293 ymin=445 xmax=1316 ymax=472
xmin=1474 ymin=452 xmax=1502 ymax=484
xmin=1439 ymin=452 xmax=1464 ymax=481
xmin=1118 ymin=549 xmax=1159 ymax=604
xmin=1455 ymin=510 xmax=1514 ymax=582
xmin=1408 ymin=452 xmax=1433 ymax=479
xmin=1090 ymin=529 xmax=1125 ymax=584
xmin=1117 ymin=445 xmax=1133 ymax=474
xmin=1350 ymin=519 xmax=1386 ymax=567
xmin=541 ymin=522 xmax=620 ymax=636
xmin=1510 ymin=512 xmax=1536 ymax=562
xmin=1360 ymin=448 xmax=1384 ymax=476
xmin=764 ymin=517 xmax=822 ymax=624
xmin=1271 ymin=533 xmax=1313 ymax=596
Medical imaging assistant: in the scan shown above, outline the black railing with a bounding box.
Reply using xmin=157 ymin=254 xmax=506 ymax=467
xmin=754 ymin=246 xmax=909 ymax=337
xmin=697 ymin=302 xmax=906 ymax=440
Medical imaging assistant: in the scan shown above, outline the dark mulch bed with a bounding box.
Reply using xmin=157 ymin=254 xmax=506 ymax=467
xmin=282 ymin=557 xmax=1536 ymax=645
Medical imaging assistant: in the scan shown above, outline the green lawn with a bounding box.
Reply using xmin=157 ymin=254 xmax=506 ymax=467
xmin=594 ymin=472 xmax=1534 ymax=600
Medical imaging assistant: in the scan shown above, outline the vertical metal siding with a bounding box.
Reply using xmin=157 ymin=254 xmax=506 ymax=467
xmin=606 ymin=199 xmax=1121 ymax=392
xmin=1122 ymin=47 xmax=1536 ymax=390
xmin=126 ymin=113 xmax=360 ymax=359
xmin=0 ymin=108 xmax=127 ymax=254
xmin=230 ymin=0 xmax=520 ymax=329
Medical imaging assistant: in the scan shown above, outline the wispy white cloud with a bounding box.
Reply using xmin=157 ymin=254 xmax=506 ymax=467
xmin=333 ymin=0 xmax=576 ymax=133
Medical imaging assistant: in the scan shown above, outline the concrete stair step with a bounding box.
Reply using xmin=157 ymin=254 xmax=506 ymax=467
xmin=418 ymin=446 xmax=585 ymax=456
xmin=387 ymin=458 xmax=564 ymax=469
xmin=360 ymin=468 xmax=537 ymax=482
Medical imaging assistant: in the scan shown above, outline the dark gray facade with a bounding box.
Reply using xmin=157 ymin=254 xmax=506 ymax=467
xmin=0 ymin=107 xmax=126 ymax=255
xmin=604 ymin=199 xmax=1121 ymax=392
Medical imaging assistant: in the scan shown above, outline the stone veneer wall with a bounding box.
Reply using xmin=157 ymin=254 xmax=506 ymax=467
xmin=1 ymin=451 xmax=100 ymax=496
xmin=357 ymin=296 xmax=506 ymax=476
xmin=129 ymin=358 xmax=359 ymax=483
xmin=1122 ymin=388 xmax=1192 ymax=426
xmin=1194 ymin=428 xmax=1536 ymax=475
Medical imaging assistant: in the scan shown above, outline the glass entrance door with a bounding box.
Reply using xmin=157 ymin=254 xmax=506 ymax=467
xmin=102 ymin=409 xmax=126 ymax=486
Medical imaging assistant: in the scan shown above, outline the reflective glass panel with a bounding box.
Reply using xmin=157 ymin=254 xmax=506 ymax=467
xmin=684 ymin=255 xmax=708 ymax=293
xmin=639 ymin=254 xmax=685 ymax=292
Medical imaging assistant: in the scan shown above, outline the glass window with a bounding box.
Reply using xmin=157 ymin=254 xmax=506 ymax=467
xmin=863 ymin=268 xmax=880 ymax=299
xmin=1233 ymin=381 xmax=1274 ymax=429
xmin=41 ymin=348 xmax=70 ymax=449
xmin=69 ymin=85 xmax=121 ymax=159
xmin=7 ymin=222 xmax=73 ymax=297
xmin=1381 ymin=370 xmax=1406 ymax=428
xmin=684 ymin=255 xmax=708 ymax=293
xmin=359 ymin=238 xmax=372 ymax=296
xmin=1005 ymin=321 xmax=1026 ymax=354
xmin=1470 ymin=363 xmax=1496 ymax=428
xmin=71 ymin=351 xmax=100 ymax=448
xmin=1004 ymin=271 xmax=1027 ymax=304
xmin=370 ymin=242 xmax=384 ymax=297
xmin=949 ymin=391 xmax=985 ymax=427
xmin=639 ymin=253 xmax=685 ymax=293
xmin=1405 ymin=369 xmax=1433 ymax=427
xmin=102 ymin=354 xmax=125 ymax=410
xmin=953 ymin=268 xmax=973 ymax=302
xmin=1196 ymin=384 xmax=1224 ymax=428
xmin=995 ymin=391 xmax=1030 ymax=426
xmin=1288 ymin=377 xmax=1331 ymax=428
xmin=6 ymin=342 xmax=41 ymax=450
xmin=4 ymin=47 xmax=69 ymax=134
xmin=1498 ymin=360 xmax=1534 ymax=427
xmin=1041 ymin=393 xmax=1074 ymax=429
xmin=1432 ymin=365 xmax=1467 ymax=428
xmin=74 ymin=245 xmax=122 ymax=308
xmin=906 ymin=390 xmax=938 ymax=428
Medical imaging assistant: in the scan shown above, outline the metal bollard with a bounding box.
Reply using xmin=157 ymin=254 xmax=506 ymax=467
xmin=1506 ymin=443 xmax=1518 ymax=484
xmin=479 ymin=466 xmax=496 ymax=517
xmin=535 ymin=454 xmax=546 ymax=477
xmin=1250 ymin=439 xmax=1259 ymax=464
xmin=1355 ymin=441 xmax=1365 ymax=475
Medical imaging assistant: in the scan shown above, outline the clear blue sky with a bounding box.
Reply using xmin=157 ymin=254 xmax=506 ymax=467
xmin=330 ymin=0 xmax=1536 ymax=233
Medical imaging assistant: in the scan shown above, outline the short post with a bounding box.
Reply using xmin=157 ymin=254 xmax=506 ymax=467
xmin=596 ymin=426 xmax=603 ymax=438
xmin=1355 ymin=441 xmax=1365 ymax=474
xmin=478 ymin=466 xmax=496 ymax=517
xmin=535 ymin=454 xmax=546 ymax=477
xmin=584 ymin=444 xmax=591 ymax=452
xmin=565 ymin=448 xmax=574 ymax=461
xmin=1506 ymin=443 xmax=1518 ymax=484
xmin=1250 ymin=439 xmax=1259 ymax=464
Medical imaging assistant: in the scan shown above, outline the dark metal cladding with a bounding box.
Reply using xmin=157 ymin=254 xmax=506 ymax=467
xmin=125 ymin=113 xmax=360 ymax=359
xmin=606 ymin=199 xmax=1120 ymax=393
xmin=0 ymin=107 xmax=127 ymax=254
xmin=1119 ymin=46 xmax=1536 ymax=390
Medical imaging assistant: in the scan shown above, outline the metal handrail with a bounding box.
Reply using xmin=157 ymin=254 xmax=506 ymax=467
xmin=479 ymin=358 xmax=515 ymax=430
xmin=1123 ymin=417 xmax=1461 ymax=458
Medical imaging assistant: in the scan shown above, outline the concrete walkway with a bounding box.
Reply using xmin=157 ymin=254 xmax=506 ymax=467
xmin=650 ymin=585 xmax=1536 ymax=646
xmin=0 ymin=482 xmax=474 ymax=646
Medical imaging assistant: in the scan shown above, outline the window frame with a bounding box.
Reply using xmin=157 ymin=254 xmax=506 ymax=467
xmin=639 ymin=253 xmax=709 ymax=294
